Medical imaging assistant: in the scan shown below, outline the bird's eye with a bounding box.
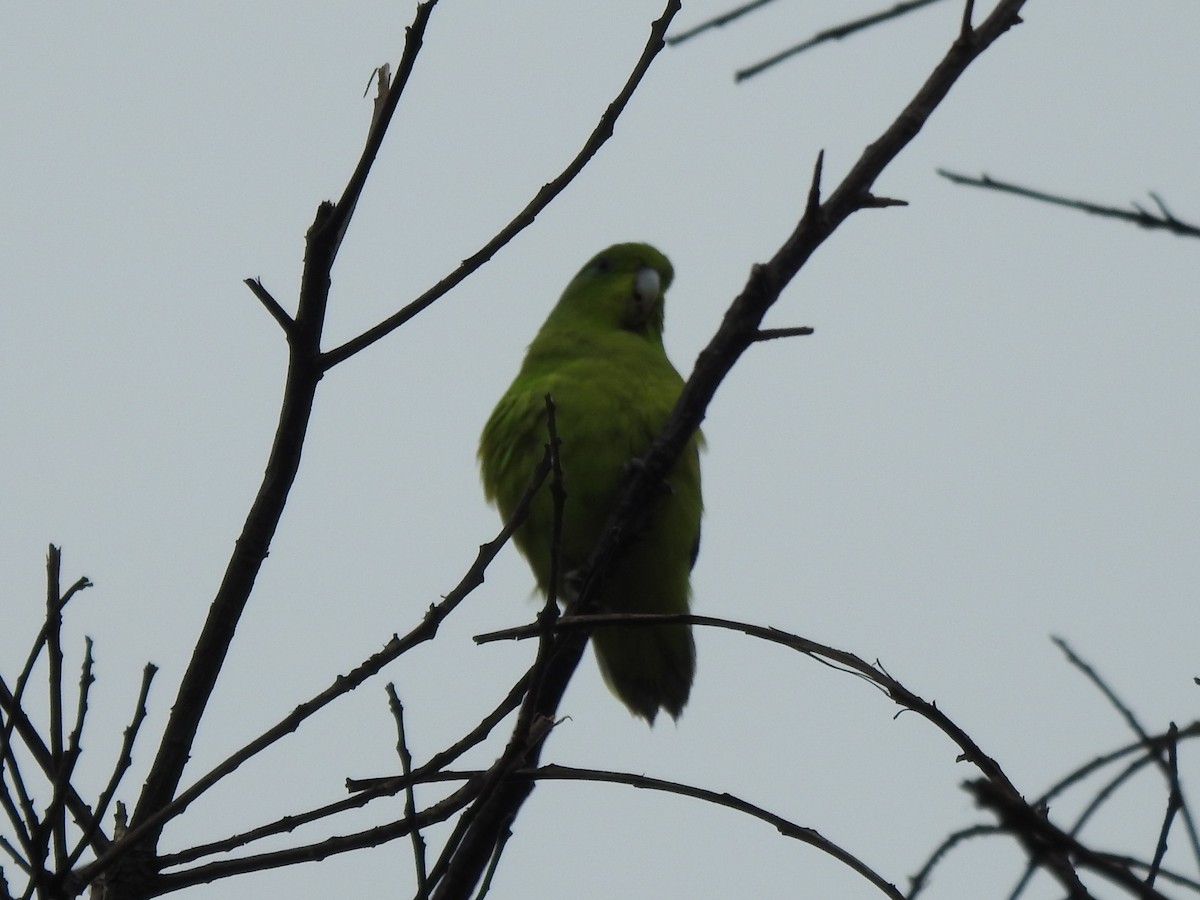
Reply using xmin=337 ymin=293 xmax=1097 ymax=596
xmin=593 ymin=255 xmax=612 ymax=274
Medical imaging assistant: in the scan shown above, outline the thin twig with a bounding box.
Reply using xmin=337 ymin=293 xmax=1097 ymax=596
xmin=1056 ymin=636 xmax=1159 ymax=745
xmin=154 ymin=782 xmax=482 ymax=894
xmin=346 ymin=669 xmax=531 ymax=798
xmin=1054 ymin=637 xmax=1200 ymax=868
xmin=909 ymin=823 xmax=1004 ymax=898
xmin=428 ymin=580 xmax=560 ymax=896
xmin=938 ymin=170 xmax=1200 ymax=238
xmin=1003 ymin=722 xmax=1200 ymax=900
xmin=527 ymin=764 xmax=905 ymax=900
xmin=1006 ymin=754 xmax=1151 ymax=900
xmin=753 ymin=326 xmax=815 ymax=342
xmin=62 ymin=640 xmax=94 ymax=781
xmin=0 ymin=552 xmax=97 ymax=868
xmin=326 ymin=3 xmax=439 ymax=257
xmin=478 ymin=611 xmax=1016 ymax=788
xmin=2 ymin=554 xmax=90 ymax=776
xmin=666 ymin=0 xmax=780 ymax=45
xmin=472 ymin=823 xmax=512 ymax=900
xmin=1103 ymin=852 xmax=1200 ymax=893
xmin=154 ymin=767 xmax=460 ymax=871
xmin=1145 ymin=723 xmax=1182 ymax=891
xmin=0 ymin=682 xmax=37 ymax=862
xmin=67 ymin=663 xmax=157 ymax=870
xmin=1036 ymin=723 xmax=1200 ymax=809
xmin=386 ymin=686 xmax=428 ymax=900
xmin=159 ymin=668 xmax=526 ymax=869
xmin=44 ymin=547 xmax=67 ymax=873
xmin=970 ymin=778 xmax=1171 ymax=900
xmin=0 ymin=768 xmax=33 ymax=870
xmin=0 ymin=833 xmax=31 ymax=872
xmin=243 ymin=278 xmax=295 ymax=335
xmin=958 ymin=0 xmax=977 ymax=37
xmin=44 ymin=638 xmax=94 ymax=884
xmin=736 ymin=0 xmax=948 ymax=82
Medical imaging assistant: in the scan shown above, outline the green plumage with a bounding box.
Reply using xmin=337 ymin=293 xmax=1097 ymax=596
xmin=479 ymin=243 xmax=702 ymax=724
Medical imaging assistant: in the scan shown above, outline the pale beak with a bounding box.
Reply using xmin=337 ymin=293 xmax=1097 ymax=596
xmin=635 ymin=266 xmax=661 ymax=306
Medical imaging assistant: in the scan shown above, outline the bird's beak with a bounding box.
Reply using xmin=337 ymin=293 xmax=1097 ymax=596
xmin=631 ymin=266 xmax=662 ymax=325
xmin=635 ymin=266 xmax=661 ymax=306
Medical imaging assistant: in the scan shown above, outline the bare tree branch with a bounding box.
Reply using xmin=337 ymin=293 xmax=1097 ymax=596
xmin=154 ymin=782 xmax=481 ymax=894
xmin=736 ymin=0 xmax=949 ymax=81
xmin=44 ymin=546 xmax=68 ymax=874
xmin=481 ymin=608 xmax=1024 ymax=783
xmin=1145 ymin=724 xmax=1182 ymax=892
xmin=920 ymin=722 xmax=1200 ymax=899
xmin=485 ymin=614 xmax=1200 ymax=899
xmin=527 ymin=764 xmax=905 ymax=899
xmin=667 ymin=0 xmax=780 ymax=45
xmin=1055 ymin=637 xmax=1200 ymax=868
xmin=1037 ymin=725 xmax=1200 ymax=809
xmin=909 ymin=823 xmax=1005 ymax=897
xmin=0 ymin=832 xmax=31 ymax=873
xmin=66 ymin=664 xmax=156 ymax=871
xmin=386 ymin=685 xmax=429 ymax=900
xmin=938 ymin=169 xmax=1200 ymax=238
xmin=751 ymin=325 xmax=815 ymax=342
xmin=0 ymin=555 xmax=103 ymax=864
xmin=969 ymin=777 xmax=1173 ymax=899
xmin=158 ymin=672 xmax=528 ymax=874
xmin=43 ymin=637 xmax=93 ymax=884
xmin=0 ymin=754 xmax=34 ymax=873
xmin=1098 ymin=852 xmax=1200 ymax=894
xmin=244 ymin=278 xmax=295 ymax=335
xmin=4 ymin=549 xmax=91 ymax=767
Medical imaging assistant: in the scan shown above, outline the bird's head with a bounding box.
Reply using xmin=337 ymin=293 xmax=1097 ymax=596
xmin=552 ymin=242 xmax=675 ymax=339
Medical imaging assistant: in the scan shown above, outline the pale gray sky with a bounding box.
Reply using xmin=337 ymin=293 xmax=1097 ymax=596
xmin=3 ymin=2 xmax=1199 ymax=898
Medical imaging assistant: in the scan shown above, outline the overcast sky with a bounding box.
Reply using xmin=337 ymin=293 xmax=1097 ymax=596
xmin=4 ymin=2 xmax=1199 ymax=898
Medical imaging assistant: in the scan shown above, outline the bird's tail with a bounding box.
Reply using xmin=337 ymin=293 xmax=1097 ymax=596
xmin=592 ymin=621 xmax=695 ymax=724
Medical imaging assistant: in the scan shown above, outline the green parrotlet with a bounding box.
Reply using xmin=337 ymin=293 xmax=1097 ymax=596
xmin=479 ymin=242 xmax=702 ymax=724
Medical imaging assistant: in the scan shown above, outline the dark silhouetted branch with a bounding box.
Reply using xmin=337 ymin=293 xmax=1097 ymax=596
xmin=736 ymin=0 xmax=949 ymax=81
xmin=386 ymin=686 xmax=429 ymax=899
xmin=667 ymin=0 xmax=780 ymax=45
xmin=528 ymin=764 xmax=906 ymax=899
xmin=939 ymin=170 xmax=1200 ymax=238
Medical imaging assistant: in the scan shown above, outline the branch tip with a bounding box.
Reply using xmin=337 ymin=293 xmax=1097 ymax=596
xmin=244 ymin=278 xmax=294 ymax=334
xmin=862 ymin=194 xmax=908 ymax=209
xmin=753 ymin=326 xmax=815 ymax=343
xmin=805 ymin=151 xmax=824 ymax=216
xmin=960 ymin=0 xmax=976 ymax=39
xmin=939 ymin=169 xmax=1200 ymax=239
xmin=733 ymin=0 xmax=946 ymax=81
